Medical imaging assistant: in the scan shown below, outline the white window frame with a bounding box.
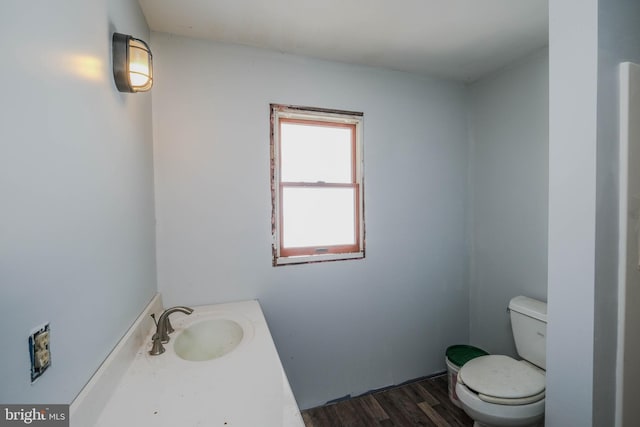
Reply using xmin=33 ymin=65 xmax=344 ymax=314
xmin=270 ymin=104 xmax=365 ymax=266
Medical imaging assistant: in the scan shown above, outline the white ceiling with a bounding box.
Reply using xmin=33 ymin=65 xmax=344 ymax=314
xmin=138 ymin=0 xmax=548 ymax=82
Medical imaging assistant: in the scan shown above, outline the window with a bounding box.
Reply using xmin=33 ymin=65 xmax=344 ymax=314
xmin=270 ymin=104 xmax=365 ymax=266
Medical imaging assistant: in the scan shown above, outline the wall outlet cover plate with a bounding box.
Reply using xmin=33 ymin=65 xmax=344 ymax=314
xmin=29 ymin=323 xmax=51 ymax=383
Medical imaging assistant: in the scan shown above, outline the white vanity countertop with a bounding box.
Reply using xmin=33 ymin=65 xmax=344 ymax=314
xmin=94 ymin=300 xmax=304 ymax=427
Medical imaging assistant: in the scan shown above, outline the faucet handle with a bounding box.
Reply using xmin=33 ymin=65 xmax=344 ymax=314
xmin=149 ymin=333 xmax=165 ymax=355
xmin=151 ymin=311 xmax=174 ymax=334
xmin=165 ymin=318 xmax=175 ymax=335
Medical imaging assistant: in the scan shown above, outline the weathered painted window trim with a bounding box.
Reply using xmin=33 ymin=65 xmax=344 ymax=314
xmin=270 ymin=104 xmax=365 ymax=266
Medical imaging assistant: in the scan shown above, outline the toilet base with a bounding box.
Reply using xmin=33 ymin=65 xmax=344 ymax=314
xmin=456 ymin=381 xmax=544 ymax=427
xmin=473 ymin=421 xmax=544 ymax=427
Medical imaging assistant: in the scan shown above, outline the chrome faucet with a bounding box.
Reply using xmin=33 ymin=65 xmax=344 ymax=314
xmin=149 ymin=306 xmax=194 ymax=355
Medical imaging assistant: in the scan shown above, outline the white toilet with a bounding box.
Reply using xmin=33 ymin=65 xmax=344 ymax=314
xmin=455 ymin=296 xmax=547 ymax=427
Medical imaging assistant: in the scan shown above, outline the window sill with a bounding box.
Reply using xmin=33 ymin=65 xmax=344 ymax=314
xmin=274 ymin=251 xmax=364 ymax=266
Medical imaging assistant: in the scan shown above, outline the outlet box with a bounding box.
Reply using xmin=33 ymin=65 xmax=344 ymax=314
xmin=29 ymin=323 xmax=51 ymax=383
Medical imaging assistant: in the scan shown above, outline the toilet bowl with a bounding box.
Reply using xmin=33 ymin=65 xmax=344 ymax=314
xmin=455 ymin=355 xmax=544 ymax=427
xmin=455 ymin=296 xmax=547 ymax=427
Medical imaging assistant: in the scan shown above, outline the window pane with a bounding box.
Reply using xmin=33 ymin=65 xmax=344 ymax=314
xmin=282 ymin=187 xmax=355 ymax=248
xmin=281 ymin=122 xmax=352 ymax=183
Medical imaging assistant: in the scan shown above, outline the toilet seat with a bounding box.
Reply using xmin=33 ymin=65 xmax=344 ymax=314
xmin=458 ymin=355 xmax=545 ymax=405
xmin=477 ymin=389 xmax=545 ymax=405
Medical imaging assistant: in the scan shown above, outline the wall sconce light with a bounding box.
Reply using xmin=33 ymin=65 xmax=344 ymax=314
xmin=112 ymin=32 xmax=153 ymax=93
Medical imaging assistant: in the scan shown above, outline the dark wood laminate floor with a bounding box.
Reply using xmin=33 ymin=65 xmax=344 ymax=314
xmin=301 ymin=375 xmax=474 ymax=427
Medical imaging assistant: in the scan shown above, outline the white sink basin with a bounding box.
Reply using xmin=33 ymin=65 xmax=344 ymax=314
xmin=173 ymin=319 xmax=244 ymax=361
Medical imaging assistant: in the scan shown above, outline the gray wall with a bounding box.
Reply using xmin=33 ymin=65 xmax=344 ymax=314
xmin=594 ymin=1 xmax=640 ymax=426
xmin=150 ymin=33 xmax=470 ymax=409
xmin=0 ymin=0 xmax=157 ymax=404
xmin=548 ymin=0 xmax=640 ymax=426
xmin=547 ymin=2 xmax=597 ymax=424
xmin=468 ymin=49 xmax=549 ymax=356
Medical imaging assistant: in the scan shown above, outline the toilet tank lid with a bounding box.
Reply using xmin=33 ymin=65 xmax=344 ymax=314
xmin=508 ymin=296 xmax=547 ymax=322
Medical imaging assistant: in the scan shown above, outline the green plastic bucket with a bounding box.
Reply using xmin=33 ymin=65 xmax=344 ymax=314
xmin=445 ymin=345 xmax=489 ymax=407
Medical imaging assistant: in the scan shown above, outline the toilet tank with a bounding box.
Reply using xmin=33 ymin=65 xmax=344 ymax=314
xmin=509 ymin=296 xmax=547 ymax=369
